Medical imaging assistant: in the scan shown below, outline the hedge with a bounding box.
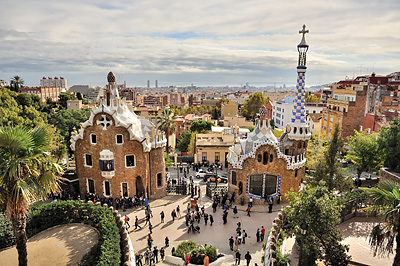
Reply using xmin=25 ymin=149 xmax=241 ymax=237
xmin=0 ymin=201 xmax=121 ymax=266
xmin=173 ymin=240 xmax=218 ymax=264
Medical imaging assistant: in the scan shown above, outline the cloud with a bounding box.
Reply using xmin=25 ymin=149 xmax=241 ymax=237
xmin=0 ymin=0 xmax=399 ymax=87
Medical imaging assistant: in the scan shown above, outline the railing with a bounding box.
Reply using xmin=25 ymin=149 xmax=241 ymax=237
xmin=206 ymin=182 xmax=228 ymax=198
xmin=166 ymin=184 xmax=188 ymax=195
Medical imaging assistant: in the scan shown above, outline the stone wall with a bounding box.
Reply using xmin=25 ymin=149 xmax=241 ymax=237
xmin=380 ymin=168 xmax=400 ymax=183
xmin=149 ymin=147 xmax=167 ymax=199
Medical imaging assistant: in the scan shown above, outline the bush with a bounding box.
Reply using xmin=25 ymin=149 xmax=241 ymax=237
xmin=0 ymin=212 xmax=15 ymax=249
xmin=2 ymin=201 xmax=121 ymax=266
xmin=276 ymin=249 xmax=290 ymax=266
xmin=173 ymin=240 xmax=218 ymax=264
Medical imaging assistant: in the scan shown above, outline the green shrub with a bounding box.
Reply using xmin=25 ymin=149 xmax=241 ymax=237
xmin=2 ymin=201 xmax=121 ymax=266
xmin=0 ymin=212 xmax=15 ymax=249
xmin=173 ymin=240 xmax=218 ymax=264
xmin=276 ymin=249 xmax=290 ymax=266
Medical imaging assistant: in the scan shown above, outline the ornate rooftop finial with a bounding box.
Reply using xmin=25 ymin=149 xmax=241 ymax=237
xmin=107 ymin=71 xmax=116 ymax=83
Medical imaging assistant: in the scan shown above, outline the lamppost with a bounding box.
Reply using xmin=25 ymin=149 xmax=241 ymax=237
xmin=299 ymin=223 xmax=308 ymax=266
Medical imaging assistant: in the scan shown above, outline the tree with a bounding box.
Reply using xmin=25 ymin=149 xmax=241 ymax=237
xmin=76 ymin=92 xmax=83 ymax=101
xmin=360 ymin=180 xmax=400 ymax=266
xmin=286 ymin=184 xmax=351 ymax=266
xmin=58 ymin=92 xmax=77 ymax=109
xmin=177 ymin=130 xmax=193 ymax=152
xmin=156 ymin=108 xmax=177 ymax=153
xmin=187 ymin=132 xmax=196 ymax=155
xmin=308 ymin=123 xmax=352 ymax=193
xmin=190 ymin=120 xmax=214 ymax=133
xmin=306 ymin=132 xmax=324 ymax=171
xmin=378 ymin=118 xmax=400 ymax=170
xmin=305 ymin=91 xmax=321 ymax=103
xmin=0 ymin=126 xmax=63 ymax=266
xmin=346 ymin=130 xmax=382 ymax=179
xmin=10 ymin=76 xmax=24 ymax=92
xmin=240 ymin=92 xmax=269 ymax=119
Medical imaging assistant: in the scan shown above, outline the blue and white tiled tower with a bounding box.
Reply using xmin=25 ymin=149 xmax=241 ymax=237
xmin=287 ymin=25 xmax=312 ymax=141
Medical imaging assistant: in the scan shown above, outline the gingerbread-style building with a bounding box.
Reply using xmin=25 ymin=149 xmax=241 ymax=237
xmin=70 ymin=72 xmax=167 ymax=199
xmin=227 ymin=25 xmax=311 ymax=204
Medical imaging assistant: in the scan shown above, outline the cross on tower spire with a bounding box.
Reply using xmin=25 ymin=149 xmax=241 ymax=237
xmin=299 ymin=24 xmax=309 ymax=37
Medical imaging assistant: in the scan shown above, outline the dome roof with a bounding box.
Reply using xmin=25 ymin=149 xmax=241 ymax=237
xmin=107 ymin=71 xmax=116 ymax=83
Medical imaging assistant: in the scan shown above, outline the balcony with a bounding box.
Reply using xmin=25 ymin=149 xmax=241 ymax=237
xmin=101 ymin=171 xmax=115 ymax=179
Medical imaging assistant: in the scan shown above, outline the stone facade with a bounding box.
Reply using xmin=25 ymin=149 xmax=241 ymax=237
xmin=71 ymin=72 xmax=166 ymax=200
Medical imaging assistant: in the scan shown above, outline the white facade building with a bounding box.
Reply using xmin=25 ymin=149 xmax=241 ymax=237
xmin=40 ymin=77 xmax=68 ymax=92
xmin=273 ymin=96 xmax=325 ymax=128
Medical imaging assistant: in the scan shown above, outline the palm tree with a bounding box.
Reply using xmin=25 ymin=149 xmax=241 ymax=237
xmin=156 ymin=108 xmax=177 ymax=153
xmin=361 ymin=180 xmax=400 ymax=266
xmin=0 ymin=126 xmax=63 ymax=266
xmin=10 ymin=76 xmax=24 ymax=91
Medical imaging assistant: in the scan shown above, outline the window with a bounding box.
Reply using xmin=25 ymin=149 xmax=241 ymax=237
xmin=121 ymin=182 xmax=128 ymax=197
xmin=90 ymin=134 xmax=97 ymax=145
xmin=343 ymin=108 xmax=346 ymax=113
xmin=338 ymin=118 xmax=341 ymax=124
xmin=232 ymin=171 xmax=237 ymax=185
xmin=298 ymin=143 xmax=302 ymax=149
xmin=324 ymin=115 xmax=327 ymax=121
xmin=330 ymin=117 xmax=333 ymax=123
xmin=295 ymin=170 xmax=298 ymax=178
xmin=215 ymin=152 xmax=220 ymax=163
xmin=100 ymin=160 xmax=114 ymax=171
xmin=257 ymin=154 xmax=262 ymax=162
xmin=323 ymin=125 xmax=327 ymax=131
xmin=263 ymin=152 xmax=268 ymax=165
xmin=265 ymin=174 xmax=278 ymax=195
xmin=202 ymin=152 xmax=207 ymax=161
xmin=269 ymin=154 xmax=273 ymax=163
xmin=157 ymin=173 xmax=162 ymax=187
xmin=88 ymin=179 xmax=95 ymax=194
xmin=329 ymin=127 xmax=332 ymax=133
xmin=85 ymin=154 xmax=93 ymax=167
xmin=249 ymin=174 xmax=263 ymax=197
xmin=116 ymin=134 xmax=123 ymax=145
xmin=126 ymin=155 xmax=136 ymax=168
xmin=104 ymin=181 xmax=111 ymax=196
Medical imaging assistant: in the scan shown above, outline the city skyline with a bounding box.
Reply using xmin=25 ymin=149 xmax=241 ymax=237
xmin=1 ymin=0 xmax=399 ymax=87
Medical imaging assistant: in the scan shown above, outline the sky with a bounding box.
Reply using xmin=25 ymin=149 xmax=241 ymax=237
xmin=1 ymin=0 xmax=400 ymax=88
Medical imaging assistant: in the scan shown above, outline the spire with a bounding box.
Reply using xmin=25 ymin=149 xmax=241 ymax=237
xmin=286 ymin=25 xmax=311 ymax=141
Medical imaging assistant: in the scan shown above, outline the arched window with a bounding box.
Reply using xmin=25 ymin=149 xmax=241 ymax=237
xmin=300 ymin=127 xmax=303 ymax=134
xmin=294 ymin=127 xmax=297 ymax=134
xmin=257 ymin=154 xmax=262 ymax=162
xmin=263 ymin=152 xmax=268 ymax=165
xmin=269 ymin=154 xmax=273 ymax=162
xmin=295 ymin=169 xmax=298 ymax=177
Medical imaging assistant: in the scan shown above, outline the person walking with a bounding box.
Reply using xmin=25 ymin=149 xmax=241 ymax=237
xmin=229 ymin=236 xmax=234 ymax=251
xmin=267 ymin=195 xmax=273 ymax=213
xmin=210 ymin=214 xmax=214 ymax=226
xmin=153 ymin=246 xmax=159 ymax=263
xmin=244 ymin=251 xmax=252 ymax=266
xmin=233 ymin=206 xmax=238 ymax=218
xmin=171 ymin=209 xmax=176 ymax=222
xmin=204 ymin=254 xmax=209 ymax=266
xmin=261 ymin=226 xmax=265 ymax=242
xmin=144 ymin=213 xmax=150 ymax=226
xmin=124 ymin=215 xmax=130 ymax=230
xmin=242 ymin=230 xmax=247 ymax=244
xmin=235 ymin=249 xmax=241 ymax=265
xmin=177 ymin=205 xmax=181 ymax=218
xmin=160 ymin=247 xmax=165 ymax=261
xmin=160 ymin=211 xmax=165 ymax=223
xmin=149 ymin=222 xmax=153 ymax=234
xmin=187 ymin=203 xmax=191 ymax=213
xmin=149 ymin=250 xmax=155 ymax=266
xmin=246 ymin=205 xmax=251 ymax=217
xmin=204 ymin=213 xmax=209 ymax=225
xmin=135 ymin=216 xmax=141 ymax=229
xmin=136 ymin=253 xmax=143 ymax=266
xmin=144 ymin=250 xmax=149 ymax=265
xmin=256 ymin=228 xmax=260 ymax=242
xmin=234 ymin=237 xmax=239 ymax=251
xmin=165 ymin=236 xmax=169 ymax=247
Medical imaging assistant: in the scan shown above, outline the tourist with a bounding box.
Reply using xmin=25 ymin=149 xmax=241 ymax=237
xmin=234 ymin=237 xmax=239 ymax=251
xmin=233 ymin=206 xmax=238 ymax=218
xmin=261 ymin=226 xmax=265 ymax=242
xmin=246 ymin=205 xmax=251 ymax=217
xmin=204 ymin=213 xmax=209 ymax=225
xmin=209 ymin=214 xmax=214 ymax=226
xmin=136 ymin=252 xmax=143 ymax=266
xmin=171 ymin=209 xmax=176 ymax=222
xmin=184 ymin=253 xmax=190 ymax=265
xmin=153 ymin=246 xmax=159 ymax=263
xmin=124 ymin=215 xmax=130 ymax=230
xmin=165 ymin=236 xmax=170 ymax=247
xmin=242 ymin=230 xmax=247 ymax=244
xmin=256 ymin=228 xmax=260 ymax=242
xmin=187 ymin=203 xmax=191 ymax=213
xmin=249 ymin=197 xmax=253 ymax=207
xmin=244 ymin=250 xmax=252 ymax=266
xmin=160 ymin=210 xmax=165 ymax=223
xmin=144 ymin=213 xmax=151 ymax=226
xmin=235 ymin=249 xmax=241 ymax=265
xmin=144 ymin=250 xmax=149 ymax=265
xmin=238 ymin=230 xmax=242 ymax=245
xmin=177 ymin=205 xmax=181 ymax=218
xmin=149 ymin=250 xmax=155 ymax=266
xmin=204 ymin=254 xmax=209 ymax=266
xmin=160 ymin=247 xmax=165 ymax=261
xmin=229 ymin=236 xmax=234 ymax=251
xmin=267 ymin=196 xmax=273 ymax=213
xmin=149 ymin=222 xmax=153 ymax=234
xmin=135 ymin=216 xmax=142 ymax=229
